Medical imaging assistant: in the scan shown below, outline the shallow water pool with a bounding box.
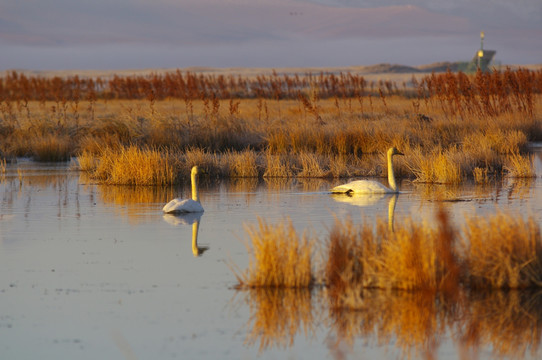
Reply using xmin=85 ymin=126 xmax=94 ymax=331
xmin=1 ymin=153 xmax=542 ymax=359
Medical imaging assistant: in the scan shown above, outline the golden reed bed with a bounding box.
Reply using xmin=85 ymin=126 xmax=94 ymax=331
xmin=233 ymin=209 xmax=542 ymax=292
xmin=1 ymin=68 xmax=541 ymax=184
xmin=232 ymin=209 xmax=542 ymax=358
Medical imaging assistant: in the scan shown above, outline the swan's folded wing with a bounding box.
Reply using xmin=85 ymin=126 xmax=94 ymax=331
xmin=163 ymin=198 xmax=204 ymax=213
xmin=331 ymin=180 xmax=391 ymax=194
xmin=330 ymin=183 xmax=355 ymax=193
xmin=163 ymin=198 xmax=181 ymax=213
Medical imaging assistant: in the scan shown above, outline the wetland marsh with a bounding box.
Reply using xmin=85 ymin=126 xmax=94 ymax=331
xmin=1 ymin=67 xmax=542 ymax=359
xmin=0 ymin=151 xmax=542 ymax=359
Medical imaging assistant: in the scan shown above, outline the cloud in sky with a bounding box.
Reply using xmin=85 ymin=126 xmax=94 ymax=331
xmin=0 ymin=0 xmax=540 ymax=70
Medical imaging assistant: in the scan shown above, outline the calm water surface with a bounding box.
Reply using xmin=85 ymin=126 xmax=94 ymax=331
xmin=1 ymin=151 xmax=542 ymax=360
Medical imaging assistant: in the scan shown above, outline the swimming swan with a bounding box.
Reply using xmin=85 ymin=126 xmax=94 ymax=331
xmin=331 ymin=147 xmax=404 ymax=194
xmin=163 ymin=166 xmax=204 ymax=213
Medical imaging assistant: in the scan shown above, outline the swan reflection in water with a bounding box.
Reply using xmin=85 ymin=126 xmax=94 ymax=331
xmin=331 ymin=193 xmax=399 ymax=232
xmin=163 ymin=212 xmax=209 ymax=256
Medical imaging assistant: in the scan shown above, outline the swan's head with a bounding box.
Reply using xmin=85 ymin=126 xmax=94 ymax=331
xmin=191 ymin=166 xmax=199 ymax=176
xmin=388 ymin=147 xmax=404 ymax=157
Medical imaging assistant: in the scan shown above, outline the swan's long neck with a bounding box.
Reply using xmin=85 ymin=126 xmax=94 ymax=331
xmin=191 ymin=170 xmax=199 ymax=202
xmin=387 ymin=152 xmax=398 ymax=192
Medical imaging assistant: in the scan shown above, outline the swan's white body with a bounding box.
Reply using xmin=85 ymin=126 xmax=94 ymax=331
xmin=331 ymin=147 xmax=403 ymax=194
xmin=163 ymin=166 xmax=204 ymax=214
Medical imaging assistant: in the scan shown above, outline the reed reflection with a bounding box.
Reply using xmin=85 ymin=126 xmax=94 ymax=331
xmin=239 ymin=287 xmax=542 ymax=359
xmin=239 ymin=288 xmax=316 ymax=353
xmin=458 ymin=290 xmax=542 ymax=359
xmin=163 ymin=213 xmax=208 ymax=257
xmin=1 ymin=166 xmax=79 ymax=218
xmin=326 ymin=289 xmax=451 ymax=360
xmin=97 ymin=184 xmax=176 ymax=223
xmin=223 ymin=177 xmax=259 ymax=193
xmin=98 ymin=184 xmax=175 ymax=206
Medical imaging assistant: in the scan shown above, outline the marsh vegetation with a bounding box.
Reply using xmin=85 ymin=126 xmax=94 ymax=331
xmin=233 ymin=208 xmax=542 ymax=358
xmin=1 ymin=68 xmax=540 ymax=185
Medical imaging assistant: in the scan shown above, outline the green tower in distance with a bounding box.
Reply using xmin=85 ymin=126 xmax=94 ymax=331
xmin=467 ymin=31 xmax=496 ymax=72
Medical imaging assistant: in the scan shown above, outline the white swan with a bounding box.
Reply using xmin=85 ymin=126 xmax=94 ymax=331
xmin=331 ymin=147 xmax=404 ymax=194
xmin=163 ymin=166 xmax=204 ymax=213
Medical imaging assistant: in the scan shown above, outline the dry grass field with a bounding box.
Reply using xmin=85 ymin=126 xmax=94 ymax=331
xmin=1 ymin=65 xmax=541 ymax=184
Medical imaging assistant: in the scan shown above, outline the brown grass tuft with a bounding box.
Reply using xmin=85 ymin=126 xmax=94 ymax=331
xmin=234 ymin=217 xmax=314 ymax=288
xmin=225 ymin=149 xmax=260 ymax=177
xmin=504 ymin=152 xmax=536 ymax=178
xmin=461 ymin=213 xmax=542 ymax=289
xmin=31 ymin=134 xmax=71 ymax=162
xmin=81 ymin=145 xmax=177 ymax=185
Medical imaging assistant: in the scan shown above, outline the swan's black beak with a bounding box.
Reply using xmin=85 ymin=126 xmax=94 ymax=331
xmin=396 ymin=150 xmax=404 ymax=156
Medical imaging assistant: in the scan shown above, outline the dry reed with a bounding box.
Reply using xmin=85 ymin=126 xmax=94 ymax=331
xmin=504 ymin=152 xmax=536 ymax=178
xmin=81 ymin=145 xmax=177 ymax=185
xmin=234 ymin=217 xmax=314 ymax=288
xmin=234 ymin=209 xmax=542 ymax=293
xmin=461 ymin=213 xmax=542 ymax=289
xmin=1 ymin=68 xmax=540 ymax=183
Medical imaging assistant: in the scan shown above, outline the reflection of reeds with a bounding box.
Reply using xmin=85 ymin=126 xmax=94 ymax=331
xmin=241 ymin=288 xmax=315 ymax=352
xmin=327 ymin=290 xmax=451 ymax=359
xmin=98 ymin=184 xmax=176 ymax=206
xmin=458 ymin=290 xmax=542 ymax=358
xmin=326 ymin=289 xmax=542 ymax=359
xmin=233 ymin=217 xmax=314 ymax=288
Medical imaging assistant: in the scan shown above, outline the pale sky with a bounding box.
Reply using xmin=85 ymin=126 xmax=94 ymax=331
xmin=0 ymin=0 xmax=540 ymax=70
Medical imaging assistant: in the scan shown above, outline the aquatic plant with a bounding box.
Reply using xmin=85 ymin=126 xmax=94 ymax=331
xmin=504 ymin=152 xmax=536 ymax=178
xmin=461 ymin=213 xmax=542 ymax=289
xmin=234 ymin=209 xmax=542 ymax=293
xmin=0 ymin=68 xmax=540 ymax=183
xmin=81 ymin=145 xmax=177 ymax=185
xmin=31 ymin=133 xmax=72 ymax=162
xmin=233 ymin=217 xmax=314 ymax=288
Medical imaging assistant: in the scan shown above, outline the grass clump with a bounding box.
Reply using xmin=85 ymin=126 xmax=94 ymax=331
xmin=31 ymin=134 xmax=72 ymax=162
xmin=80 ymin=145 xmax=177 ymax=185
xmin=233 ymin=217 xmax=314 ymax=288
xmin=233 ymin=209 xmax=542 ymax=294
xmin=225 ymin=149 xmax=260 ymax=178
xmin=325 ymin=208 xmax=460 ymax=300
xmin=461 ymin=213 xmax=542 ymax=289
xmin=408 ymin=147 xmax=463 ymax=184
xmin=504 ymin=152 xmax=536 ymax=178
